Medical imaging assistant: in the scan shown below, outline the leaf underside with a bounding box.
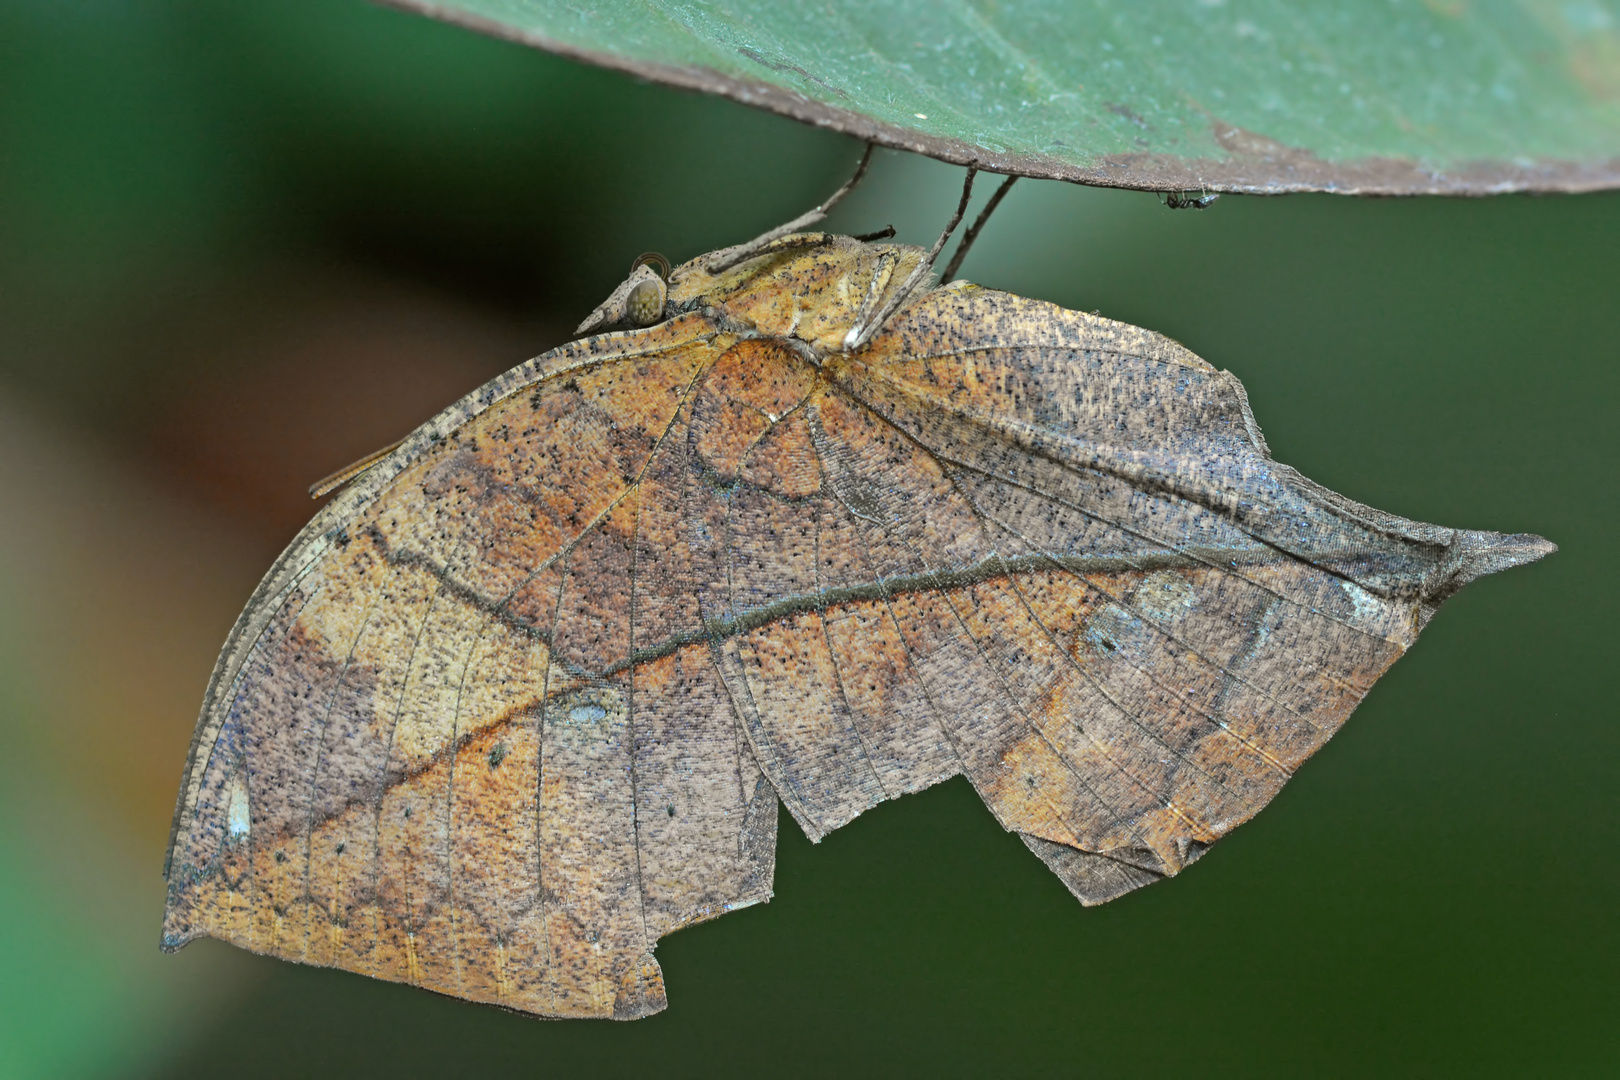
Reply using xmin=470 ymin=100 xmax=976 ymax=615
xmin=378 ymin=0 xmax=1620 ymax=195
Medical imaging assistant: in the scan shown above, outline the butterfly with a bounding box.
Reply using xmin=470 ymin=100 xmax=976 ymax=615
xmin=161 ymin=149 xmax=1553 ymax=1019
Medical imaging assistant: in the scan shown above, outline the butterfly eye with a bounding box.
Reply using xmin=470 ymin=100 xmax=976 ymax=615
xmin=573 ymin=255 xmax=671 ymax=336
xmin=625 ymin=276 xmax=667 ymax=327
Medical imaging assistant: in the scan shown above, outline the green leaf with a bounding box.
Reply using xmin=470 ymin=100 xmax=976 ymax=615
xmin=380 ymin=0 xmax=1620 ymax=194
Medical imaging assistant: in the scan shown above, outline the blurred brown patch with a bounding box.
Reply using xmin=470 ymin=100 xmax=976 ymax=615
xmin=0 ymin=257 xmax=570 ymax=1063
xmin=142 ymin=264 xmax=565 ymax=542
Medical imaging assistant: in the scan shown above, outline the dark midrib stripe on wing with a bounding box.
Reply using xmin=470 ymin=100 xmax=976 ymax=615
xmin=373 ymin=533 xmax=1321 ymax=680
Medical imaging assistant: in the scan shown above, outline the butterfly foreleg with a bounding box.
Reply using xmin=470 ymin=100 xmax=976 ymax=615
xmin=705 ymin=142 xmax=877 ymax=275
xmin=842 ymin=165 xmax=983 ymax=352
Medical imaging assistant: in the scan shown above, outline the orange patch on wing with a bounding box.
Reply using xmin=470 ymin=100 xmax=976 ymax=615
xmin=740 ymin=412 xmax=822 ymax=498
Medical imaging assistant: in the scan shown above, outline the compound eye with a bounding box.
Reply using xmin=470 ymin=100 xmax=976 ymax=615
xmin=625 ymin=276 xmax=667 ymax=327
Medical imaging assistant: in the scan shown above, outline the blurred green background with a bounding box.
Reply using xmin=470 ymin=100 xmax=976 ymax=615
xmin=0 ymin=1 xmax=1615 ymax=1076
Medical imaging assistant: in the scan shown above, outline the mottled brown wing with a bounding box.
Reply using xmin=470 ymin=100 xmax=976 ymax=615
xmin=800 ymin=284 xmax=1550 ymax=899
xmin=162 ymin=285 xmax=1549 ymax=1021
xmin=162 ymin=315 xmax=783 ymax=1020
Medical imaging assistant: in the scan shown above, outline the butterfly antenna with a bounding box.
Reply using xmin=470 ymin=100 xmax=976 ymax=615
xmin=940 ymin=174 xmax=1017 ymax=284
xmin=309 ymin=437 xmax=405 ymax=499
xmin=843 ymin=165 xmax=978 ymax=352
xmin=706 ymin=143 xmax=876 ymax=274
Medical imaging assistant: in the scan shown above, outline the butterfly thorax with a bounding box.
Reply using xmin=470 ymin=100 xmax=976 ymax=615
xmin=586 ymin=233 xmax=935 ymax=357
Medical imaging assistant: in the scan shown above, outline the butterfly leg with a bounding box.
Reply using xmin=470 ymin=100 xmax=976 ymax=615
xmin=939 ymin=174 xmax=1018 ymax=284
xmin=842 ymin=166 xmax=983 ymax=352
xmin=307 ymin=435 xmax=406 ymax=499
xmin=705 ymin=142 xmax=876 ymax=274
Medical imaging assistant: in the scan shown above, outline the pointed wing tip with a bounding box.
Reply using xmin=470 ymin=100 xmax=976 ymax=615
xmin=158 ymin=923 xmax=195 ymax=955
xmin=1460 ymin=529 xmax=1557 ymax=575
xmin=1020 ymin=834 xmax=1167 ymax=907
xmin=1430 ymin=529 xmax=1557 ymax=604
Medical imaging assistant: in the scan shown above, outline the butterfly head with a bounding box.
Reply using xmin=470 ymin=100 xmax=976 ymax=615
xmin=574 ymin=251 xmax=672 ymax=336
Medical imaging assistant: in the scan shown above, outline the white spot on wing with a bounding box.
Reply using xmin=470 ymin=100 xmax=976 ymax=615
xmin=1339 ymin=579 xmax=1383 ymax=624
xmin=1135 ymin=570 xmax=1197 ymax=622
xmin=226 ymin=776 xmax=250 ymax=840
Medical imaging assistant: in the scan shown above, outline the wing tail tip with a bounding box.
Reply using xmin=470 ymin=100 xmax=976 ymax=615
xmin=1456 ymin=528 xmax=1557 ymax=579
xmin=1424 ymin=529 xmax=1556 ymax=606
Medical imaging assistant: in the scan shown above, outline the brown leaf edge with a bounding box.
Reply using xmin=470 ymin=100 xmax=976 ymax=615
xmin=377 ymin=0 xmax=1620 ymax=196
